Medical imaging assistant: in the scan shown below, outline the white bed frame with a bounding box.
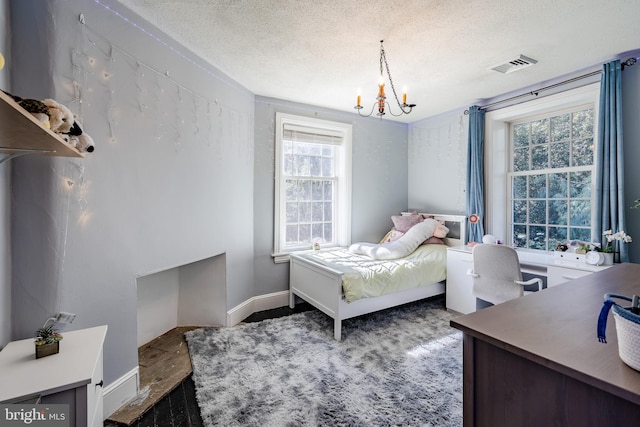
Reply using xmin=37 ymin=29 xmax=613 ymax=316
xmin=289 ymin=213 xmax=467 ymax=340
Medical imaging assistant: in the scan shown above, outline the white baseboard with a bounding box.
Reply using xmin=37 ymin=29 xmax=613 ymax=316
xmin=102 ymin=367 xmax=139 ymax=420
xmin=254 ymin=290 xmax=289 ymax=312
xmin=226 ymin=290 xmax=290 ymax=326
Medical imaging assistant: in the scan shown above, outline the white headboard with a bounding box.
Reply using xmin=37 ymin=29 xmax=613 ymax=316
xmin=401 ymin=212 xmax=467 ymax=247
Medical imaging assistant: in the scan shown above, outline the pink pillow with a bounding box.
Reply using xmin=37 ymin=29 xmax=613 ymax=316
xmin=423 ymin=236 xmax=444 ymax=245
xmin=391 ymin=214 xmax=423 ymax=233
xmin=433 ymin=222 xmax=449 ymax=238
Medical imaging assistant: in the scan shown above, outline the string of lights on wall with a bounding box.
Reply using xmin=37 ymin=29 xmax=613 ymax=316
xmin=77 ymin=23 xmax=233 ymax=151
xmin=49 ymin=0 xmax=254 ymax=231
xmin=67 ymin=1 xmax=256 ymax=152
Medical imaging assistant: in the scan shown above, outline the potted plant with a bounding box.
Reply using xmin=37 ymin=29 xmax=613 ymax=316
xmin=34 ymin=324 xmax=63 ymax=359
xmin=596 ymin=230 xmax=633 ymax=265
xmin=576 ymin=243 xmax=590 ymax=254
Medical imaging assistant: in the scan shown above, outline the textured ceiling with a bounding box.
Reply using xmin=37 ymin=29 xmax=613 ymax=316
xmin=116 ymin=0 xmax=640 ymax=123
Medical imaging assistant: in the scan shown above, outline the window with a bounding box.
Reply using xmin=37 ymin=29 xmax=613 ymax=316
xmin=273 ymin=113 xmax=352 ymax=262
xmin=509 ymin=107 xmax=595 ymax=250
xmin=485 ymin=83 xmax=600 ymax=252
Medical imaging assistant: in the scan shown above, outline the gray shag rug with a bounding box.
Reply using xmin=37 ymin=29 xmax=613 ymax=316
xmin=185 ymin=297 xmax=462 ymax=427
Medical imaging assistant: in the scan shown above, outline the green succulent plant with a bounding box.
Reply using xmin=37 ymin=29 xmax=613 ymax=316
xmin=35 ymin=324 xmax=63 ymax=346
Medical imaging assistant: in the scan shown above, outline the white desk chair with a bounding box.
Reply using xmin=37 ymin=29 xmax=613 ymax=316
xmin=467 ymin=244 xmax=543 ymax=309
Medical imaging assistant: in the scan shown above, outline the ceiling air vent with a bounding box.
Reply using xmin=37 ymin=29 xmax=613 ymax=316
xmin=491 ymin=55 xmax=538 ymax=74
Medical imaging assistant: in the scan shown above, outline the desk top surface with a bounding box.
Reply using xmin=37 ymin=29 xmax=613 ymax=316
xmin=451 ymin=262 xmax=640 ymax=405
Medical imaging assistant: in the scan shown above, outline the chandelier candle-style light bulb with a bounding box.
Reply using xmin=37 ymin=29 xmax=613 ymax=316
xmin=354 ymin=40 xmax=416 ymax=118
xmin=377 ymin=75 xmax=386 ymax=115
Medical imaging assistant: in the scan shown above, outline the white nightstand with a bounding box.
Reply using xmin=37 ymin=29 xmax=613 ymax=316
xmin=0 ymin=325 xmax=107 ymax=427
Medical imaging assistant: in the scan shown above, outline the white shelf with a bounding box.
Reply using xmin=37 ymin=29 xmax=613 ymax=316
xmin=0 ymin=90 xmax=83 ymax=158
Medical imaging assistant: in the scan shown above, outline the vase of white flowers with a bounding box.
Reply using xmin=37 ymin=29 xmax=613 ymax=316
xmin=601 ymin=230 xmax=633 ymax=264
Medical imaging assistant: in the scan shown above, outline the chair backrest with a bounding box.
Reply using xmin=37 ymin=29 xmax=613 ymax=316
xmin=472 ymin=244 xmax=524 ymax=305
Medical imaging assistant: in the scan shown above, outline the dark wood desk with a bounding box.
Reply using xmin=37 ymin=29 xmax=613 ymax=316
xmin=451 ymin=262 xmax=640 ymax=427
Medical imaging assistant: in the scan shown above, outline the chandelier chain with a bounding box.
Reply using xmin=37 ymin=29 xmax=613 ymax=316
xmin=380 ymin=44 xmax=406 ymax=113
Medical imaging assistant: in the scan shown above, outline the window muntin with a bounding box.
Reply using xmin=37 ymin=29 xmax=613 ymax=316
xmin=509 ymin=107 xmax=594 ymax=251
xmin=274 ymin=113 xmax=352 ymax=261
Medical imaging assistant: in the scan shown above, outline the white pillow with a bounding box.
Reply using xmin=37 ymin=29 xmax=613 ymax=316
xmin=350 ymin=219 xmax=446 ymax=260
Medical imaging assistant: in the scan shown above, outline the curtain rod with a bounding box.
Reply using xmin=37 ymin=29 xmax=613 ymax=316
xmin=464 ymin=56 xmax=638 ymax=115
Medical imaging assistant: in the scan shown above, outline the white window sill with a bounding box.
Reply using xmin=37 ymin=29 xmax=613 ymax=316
xmin=272 ymin=245 xmax=345 ymax=264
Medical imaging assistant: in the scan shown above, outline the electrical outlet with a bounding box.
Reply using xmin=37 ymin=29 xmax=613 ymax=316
xmin=55 ymin=312 xmax=76 ymax=324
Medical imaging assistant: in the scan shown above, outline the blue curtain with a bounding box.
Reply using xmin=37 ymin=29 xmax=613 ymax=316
xmin=595 ymin=60 xmax=628 ymax=262
xmin=466 ymin=105 xmax=485 ymax=243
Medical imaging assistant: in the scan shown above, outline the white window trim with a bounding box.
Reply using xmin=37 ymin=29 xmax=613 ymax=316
xmin=485 ymin=83 xmax=600 ymax=247
xmin=272 ymin=112 xmax=352 ymax=263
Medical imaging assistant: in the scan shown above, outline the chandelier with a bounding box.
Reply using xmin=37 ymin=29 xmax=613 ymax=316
xmin=354 ymin=40 xmax=416 ymax=117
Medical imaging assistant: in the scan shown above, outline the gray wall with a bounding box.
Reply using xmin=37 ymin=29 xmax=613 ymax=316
xmin=0 ymin=0 xmax=10 ymax=349
xmin=408 ymin=111 xmax=468 ymax=214
xmin=253 ymin=97 xmax=409 ymax=295
xmin=10 ymin=0 xmax=254 ymax=385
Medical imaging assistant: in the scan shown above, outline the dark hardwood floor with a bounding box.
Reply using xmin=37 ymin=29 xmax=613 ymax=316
xmin=242 ymin=300 xmax=313 ymax=323
xmin=104 ymin=302 xmax=313 ymax=426
xmin=109 ymin=376 xmax=204 ymax=427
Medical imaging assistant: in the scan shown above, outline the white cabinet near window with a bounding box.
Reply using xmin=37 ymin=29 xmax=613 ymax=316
xmin=445 ymin=245 xmax=612 ymax=314
xmin=0 ymin=325 xmax=107 ymax=427
xmin=547 ymin=264 xmax=611 ymax=288
xmin=446 ymin=247 xmax=476 ymax=314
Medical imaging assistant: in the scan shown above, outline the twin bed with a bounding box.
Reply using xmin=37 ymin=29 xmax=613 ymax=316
xmin=289 ymin=212 xmax=467 ymax=340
